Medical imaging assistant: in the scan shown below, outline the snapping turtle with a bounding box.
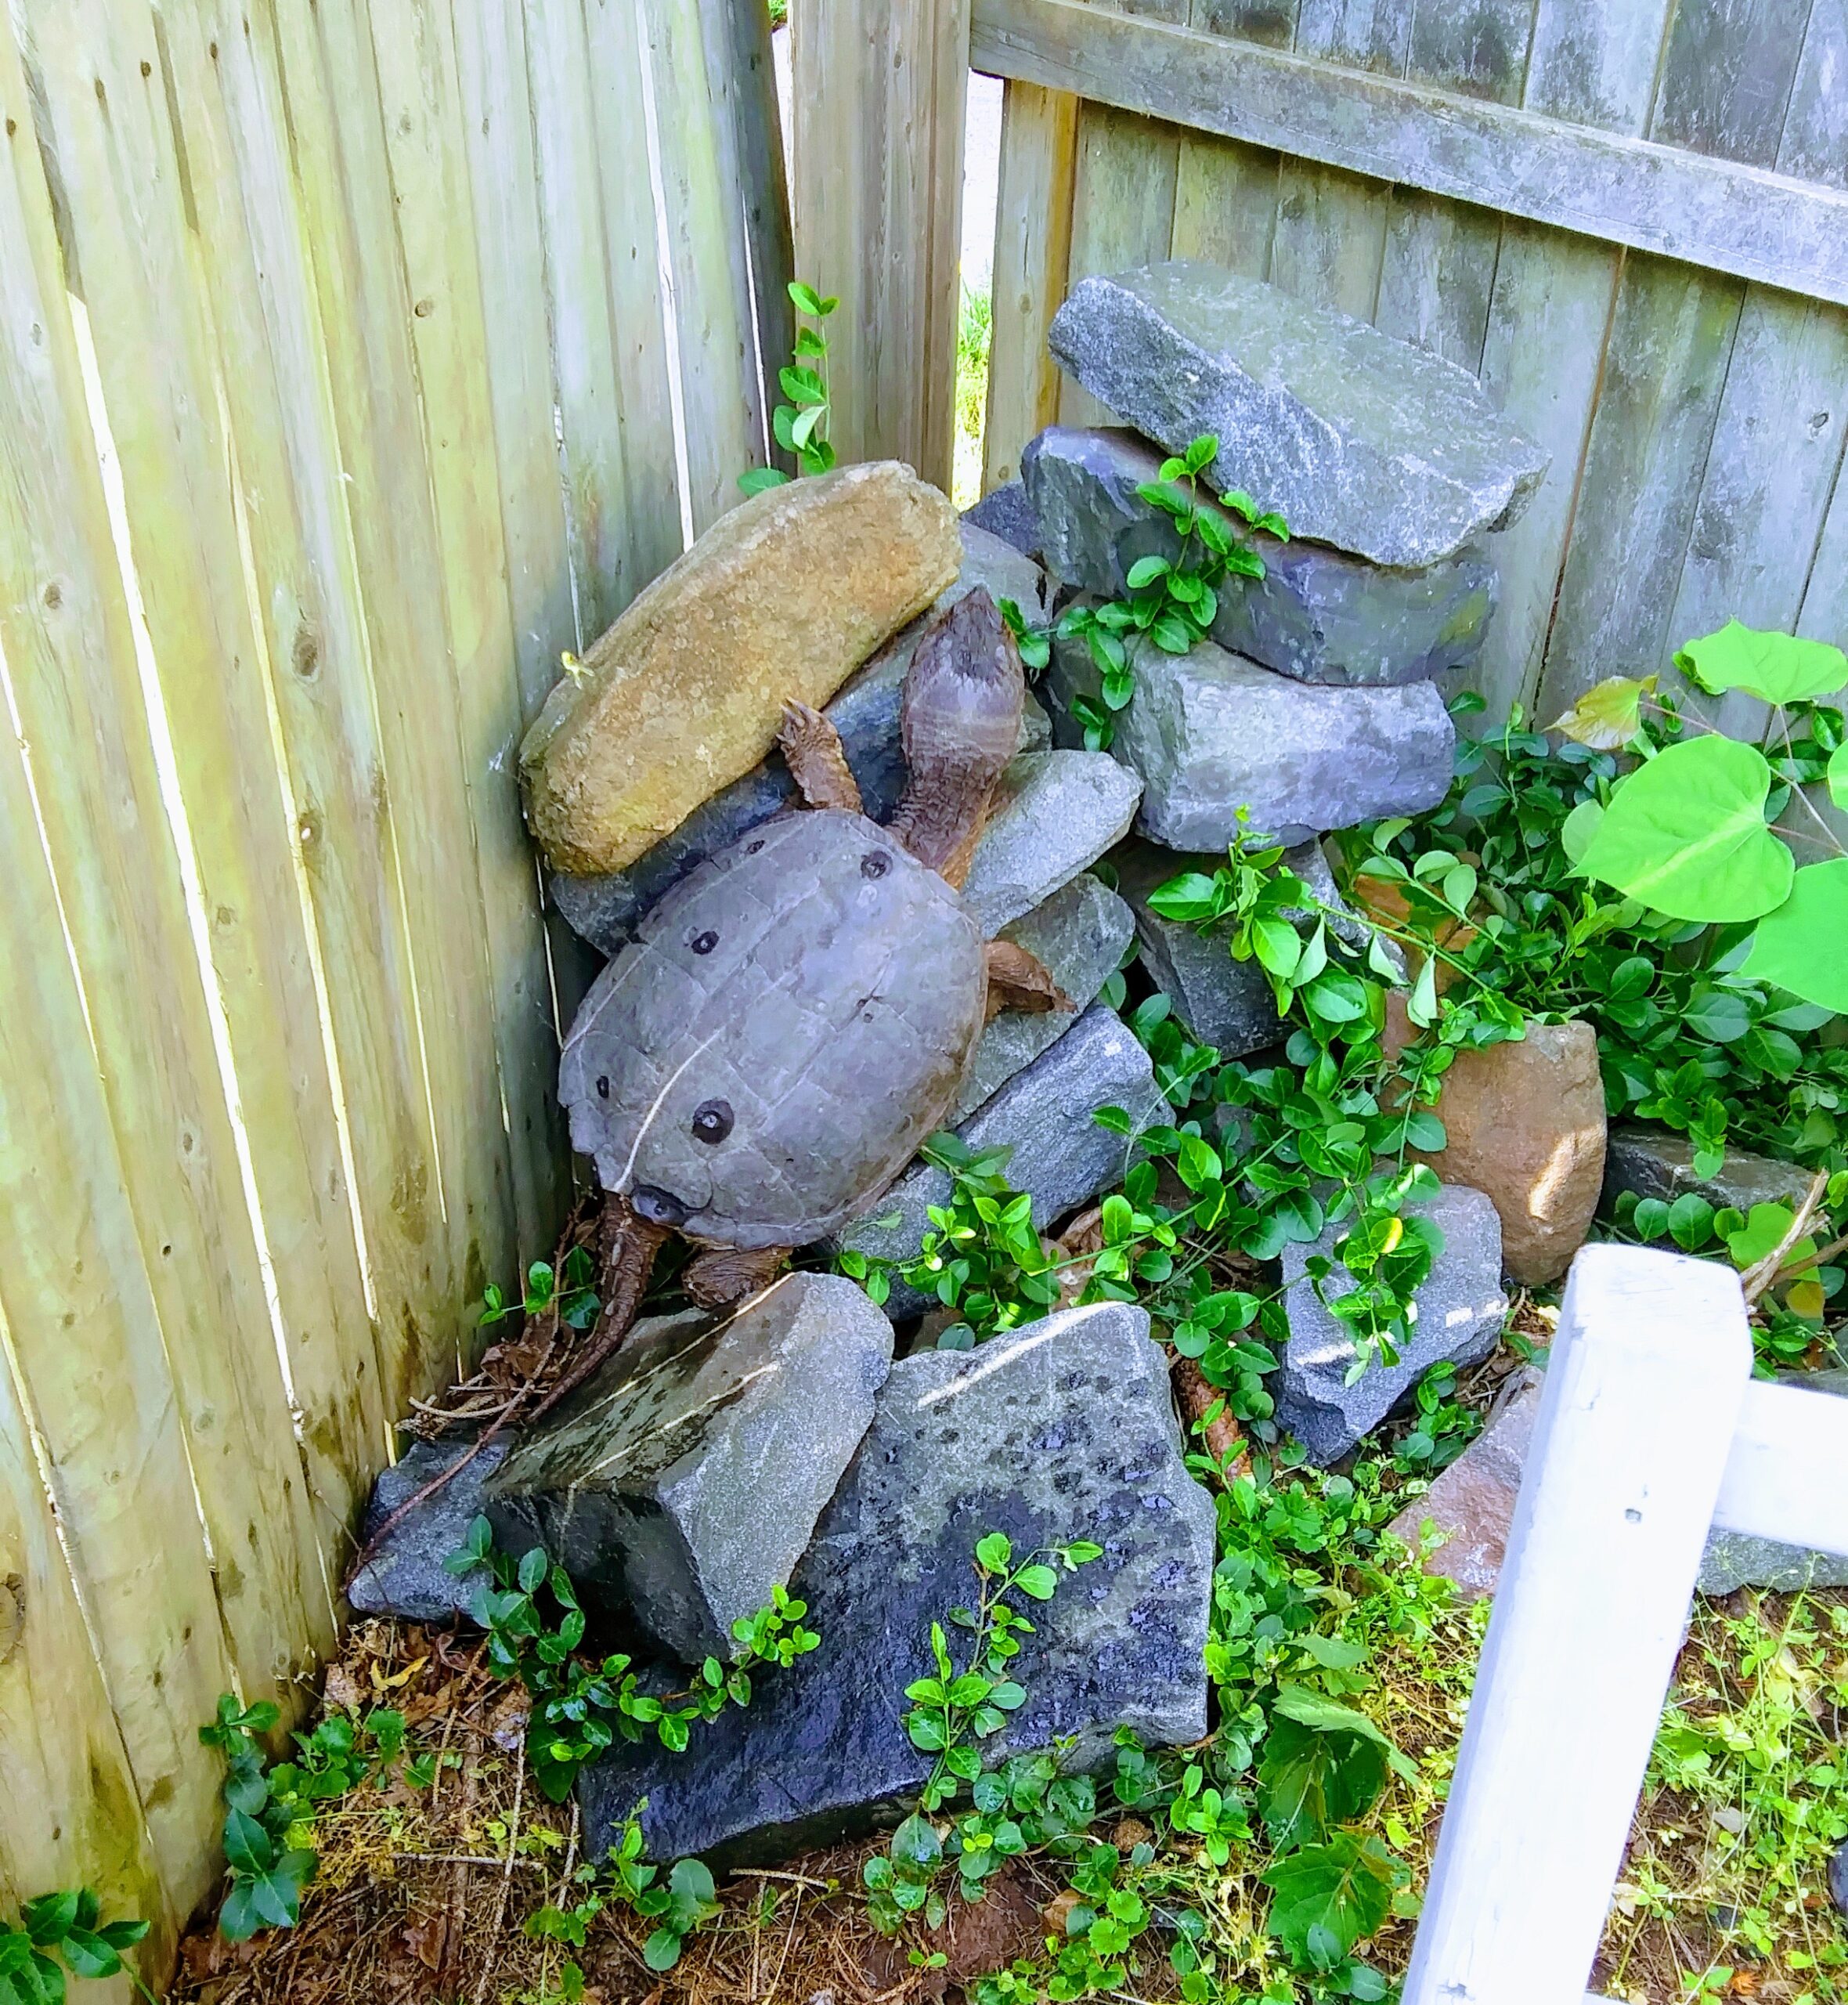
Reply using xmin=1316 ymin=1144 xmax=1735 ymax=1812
xmin=560 ymin=586 xmax=1068 ymax=1324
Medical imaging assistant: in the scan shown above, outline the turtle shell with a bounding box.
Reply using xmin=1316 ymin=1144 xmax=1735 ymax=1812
xmin=560 ymin=809 xmax=987 ymax=1248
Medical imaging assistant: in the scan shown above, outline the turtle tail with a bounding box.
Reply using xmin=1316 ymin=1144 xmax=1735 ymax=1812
xmin=888 ymin=587 xmax=1024 ymax=887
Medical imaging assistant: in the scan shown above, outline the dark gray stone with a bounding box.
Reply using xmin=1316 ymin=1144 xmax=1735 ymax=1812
xmin=485 ymin=1275 xmax=893 ymax=1664
xmin=1111 ymin=836 xmax=1394 ymax=1057
xmin=1698 ymin=1369 xmax=1848 ymax=1596
xmin=1276 ymin=1184 xmax=1510 ymax=1465
xmin=347 ymin=1436 xmax=513 ymax=1624
xmin=551 ymin=524 xmax=1050 ymax=954
xmin=963 ymin=481 xmax=1044 ymax=562
xmin=962 ymin=750 xmax=1143 ymax=937
xmin=1048 ymin=616 xmax=1453 ymax=847
xmin=1603 ymin=1125 xmax=1817 ymax=1220
xmin=1831 ymin=1838 xmax=1848 ymax=1919
xmin=577 ymin=1302 xmax=1215 ymax=1865
xmin=956 ymin=874 xmax=1136 ymax=1119
xmin=837 ymin=1005 xmax=1163 ymax=1313
xmin=1048 ymin=265 xmax=1549 ymax=568
xmin=1023 ymin=426 xmax=1497 ymax=687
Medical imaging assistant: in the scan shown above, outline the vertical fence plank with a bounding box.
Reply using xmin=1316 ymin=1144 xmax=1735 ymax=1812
xmin=366 ymin=0 xmax=564 ymax=1270
xmin=159 ymin=0 xmax=454 ymax=1499
xmin=10 ymin=0 xmax=365 ymax=1684
xmin=792 ymin=0 xmax=971 ymax=486
xmin=1471 ymin=0 xmax=1675 ymax=721
xmin=1059 ymin=103 xmax=1181 ymax=425
xmin=1168 ymin=130 xmax=1280 ymax=276
xmin=984 ymin=80 xmax=1080 ymax=490
xmin=644 ymin=0 xmax=776 ymax=533
xmin=0 ymin=1348 xmax=165 ymax=1992
xmin=0 ymin=670 xmax=231 ymax=1919
xmin=265 ymin=0 xmax=521 ymax=1398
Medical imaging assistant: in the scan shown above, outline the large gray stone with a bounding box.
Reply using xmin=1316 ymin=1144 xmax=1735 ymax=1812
xmin=1048 ymin=617 xmax=1453 ymax=847
xmin=485 ymin=1275 xmax=893 ymax=1664
xmin=963 ymin=481 xmax=1043 ymax=561
xmin=1603 ymin=1125 xmax=1817 ymax=1221
xmin=1276 ymin=1184 xmax=1510 ymax=1465
xmin=839 ymin=1004 xmax=1162 ymax=1317
xmin=552 ymin=523 xmax=1050 ymax=954
xmin=1698 ymin=1369 xmax=1848 ymax=1596
xmin=347 ymin=1436 xmax=512 ymax=1624
xmin=962 ymin=750 xmax=1143 ymax=936
xmin=1023 ymin=426 xmax=1497 ymax=687
xmin=577 ymin=1302 xmax=1215 ymax=1865
xmin=955 ymin=874 xmax=1135 ymax=1119
xmin=1048 ymin=265 xmax=1548 ymax=567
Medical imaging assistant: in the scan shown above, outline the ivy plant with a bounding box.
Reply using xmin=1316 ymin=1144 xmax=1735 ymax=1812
xmin=0 ymin=1893 xmax=152 ymax=2005
xmin=738 ymin=280 xmax=838 ymax=495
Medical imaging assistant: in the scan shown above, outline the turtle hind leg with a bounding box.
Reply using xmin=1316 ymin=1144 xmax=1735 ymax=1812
xmin=684 ymin=1243 xmax=791 ymax=1307
xmin=778 ymin=702 xmax=864 ymax=813
xmin=984 ymin=940 xmax=1075 ymax=1021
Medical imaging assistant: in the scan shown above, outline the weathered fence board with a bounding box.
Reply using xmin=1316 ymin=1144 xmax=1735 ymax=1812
xmin=0 ymin=0 xmax=786 ymax=1966
xmin=972 ymin=0 xmax=1848 ymax=723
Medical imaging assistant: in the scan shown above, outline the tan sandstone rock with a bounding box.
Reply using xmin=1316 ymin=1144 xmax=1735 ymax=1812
xmin=520 ymin=463 xmax=962 ymax=874
xmin=1386 ymin=995 xmax=1606 ymax=1286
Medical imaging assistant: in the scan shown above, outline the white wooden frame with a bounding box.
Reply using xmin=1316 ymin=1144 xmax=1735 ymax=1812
xmin=1402 ymin=1244 xmax=1848 ymax=2005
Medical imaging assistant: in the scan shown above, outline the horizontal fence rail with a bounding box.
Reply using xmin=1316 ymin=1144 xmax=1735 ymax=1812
xmin=970 ymin=0 xmax=1848 ymax=309
xmin=0 ymin=0 xmax=789 ymax=1980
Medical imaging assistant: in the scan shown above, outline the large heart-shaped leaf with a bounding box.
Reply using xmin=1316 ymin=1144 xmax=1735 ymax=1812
xmin=1742 ymin=857 xmax=1848 ymax=1012
xmin=1829 ymin=743 xmax=1848 ymax=811
xmin=1576 ymin=736 xmax=1792 ymax=922
xmin=1675 ymin=620 xmax=1848 ymax=706
xmin=1548 ymin=674 xmax=1655 ymax=749
xmin=1261 ymin=1832 xmax=1401 ymax=1963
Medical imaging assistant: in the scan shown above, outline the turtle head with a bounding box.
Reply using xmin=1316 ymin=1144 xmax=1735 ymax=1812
xmin=890 ymin=587 xmax=1023 ymax=886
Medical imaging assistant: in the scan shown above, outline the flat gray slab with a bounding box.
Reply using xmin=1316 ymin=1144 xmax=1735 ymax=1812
xmin=577 ymin=1302 xmax=1215 ymax=1866
xmin=347 ymin=1436 xmax=511 ymax=1625
xmin=1700 ymin=1368 xmax=1848 ymax=1595
xmin=1048 ymin=616 xmax=1453 ymax=847
xmin=838 ymin=1003 xmax=1161 ymax=1317
xmin=961 ymin=750 xmax=1143 ymax=936
xmin=485 ymin=1275 xmax=893 ymax=1664
xmin=1023 ymin=426 xmax=1496 ymax=686
xmin=1276 ymin=1183 xmax=1509 ymax=1465
xmin=956 ymin=873 xmax=1135 ymax=1118
xmin=1602 ymin=1125 xmax=1817 ymax=1220
xmin=552 ymin=523 xmax=1049 ymax=954
xmin=1049 ymin=264 xmax=1548 ymax=567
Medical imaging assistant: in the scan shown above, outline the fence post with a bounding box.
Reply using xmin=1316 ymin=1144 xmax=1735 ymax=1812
xmin=789 ymin=0 xmax=970 ymax=489
xmin=1401 ymin=1244 xmax=1752 ymax=2005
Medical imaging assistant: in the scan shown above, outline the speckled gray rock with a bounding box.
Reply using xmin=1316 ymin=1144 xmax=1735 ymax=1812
xmin=1277 ymin=1185 xmax=1509 ymax=1465
xmin=552 ymin=524 xmax=1050 ymax=953
xmin=963 ymin=481 xmax=1043 ymax=561
xmin=1698 ymin=1370 xmax=1848 ymax=1596
xmin=956 ymin=874 xmax=1135 ymax=1118
xmin=577 ymin=1302 xmax=1215 ymax=1865
xmin=1603 ymin=1126 xmax=1817 ymax=1222
xmin=962 ymin=750 xmax=1144 ymax=936
xmin=1048 ymin=617 xmax=1453 ymax=847
xmin=1831 ymin=1839 xmax=1848 ymax=1918
xmin=838 ymin=1004 xmax=1161 ymax=1316
xmin=347 ymin=1436 xmax=513 ymax=1624
xmin=1022 ymin=427 xmax=1496 ymax=686
xmin=485 ymin=1275 xmax=893 ymax=1664
xmin=1048 ymin=265 xmax=1548 ymax=567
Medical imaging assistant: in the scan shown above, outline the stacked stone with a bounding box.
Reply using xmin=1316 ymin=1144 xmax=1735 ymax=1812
xmin=996 ymin=260 xmax=1548 ymax=1073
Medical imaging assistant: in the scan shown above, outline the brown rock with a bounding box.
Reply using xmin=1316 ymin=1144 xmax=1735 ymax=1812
xmin=519 ymin=463 xmax=962 ymax=873
xmin=1387 ymin=1370 xmax=1544 ymax=1601
xmin=1385 ymin=995 xmax=1606 ymax=1286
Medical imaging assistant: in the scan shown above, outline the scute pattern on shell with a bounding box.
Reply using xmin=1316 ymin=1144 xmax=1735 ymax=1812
xmin=560 ymin=810 xmax=987 ymax=1248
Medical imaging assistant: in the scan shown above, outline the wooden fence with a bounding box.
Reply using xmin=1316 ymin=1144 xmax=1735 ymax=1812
xmin=797 ymin=0 xmax=1848 ymax=726
xmin=0 ymin=0 xmax=788 ymax=1981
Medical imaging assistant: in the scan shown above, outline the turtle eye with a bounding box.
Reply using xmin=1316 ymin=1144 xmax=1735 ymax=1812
xmin=691 ymin=1099 xmax=734 ymax=1145
xmin=861 ymin=850 xmax=891 ymax=880
xmin=690 ymin=928 xmax=718 ymax=956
